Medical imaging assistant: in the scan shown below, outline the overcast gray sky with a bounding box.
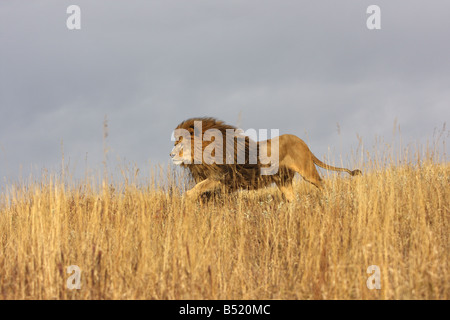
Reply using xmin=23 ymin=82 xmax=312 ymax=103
xmin=0 ymin=0 xmax=449 ymax=187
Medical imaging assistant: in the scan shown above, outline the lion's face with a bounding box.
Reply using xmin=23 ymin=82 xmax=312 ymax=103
xmin=170 ymin=139 xmax=192 ymax=165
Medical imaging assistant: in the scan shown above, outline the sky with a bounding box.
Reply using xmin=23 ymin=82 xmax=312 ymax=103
xmin=0 ymin=0 xmax=449 ymax=188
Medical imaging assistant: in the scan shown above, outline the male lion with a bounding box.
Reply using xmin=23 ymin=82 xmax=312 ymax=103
xmin=170 ymin=117 xmax=361 ymax=201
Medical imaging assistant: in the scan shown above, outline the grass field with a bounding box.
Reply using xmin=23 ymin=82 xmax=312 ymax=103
xmin=0 ymin=140 xmax=448 ymax=299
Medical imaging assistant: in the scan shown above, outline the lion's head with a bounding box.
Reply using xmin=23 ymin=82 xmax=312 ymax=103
xmin=170 ymin=117 xmax=266 ymax=189
xmin=170 ymin=117 xmax=238 ymax=166
xmin=170 ymin=138 xmax=190 ymax=165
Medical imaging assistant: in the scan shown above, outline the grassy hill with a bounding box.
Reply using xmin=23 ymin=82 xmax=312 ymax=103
xmin=0 ymin=151 xmax=448 ymax=299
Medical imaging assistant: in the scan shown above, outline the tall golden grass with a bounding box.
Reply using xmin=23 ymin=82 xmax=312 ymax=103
xmin=0 ymin=136 xmax=448 ymax=300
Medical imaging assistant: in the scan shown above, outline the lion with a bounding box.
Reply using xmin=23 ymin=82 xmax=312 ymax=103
xmin=170 ymin=117 xmax=361 ymax=201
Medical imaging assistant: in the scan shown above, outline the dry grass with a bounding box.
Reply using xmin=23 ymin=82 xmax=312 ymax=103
xmin=0 ymin=142 xmax=448 ymax=300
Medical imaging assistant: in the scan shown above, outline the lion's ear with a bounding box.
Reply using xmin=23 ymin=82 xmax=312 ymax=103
xmin=188 ymin=126 xmax=202 ymax=138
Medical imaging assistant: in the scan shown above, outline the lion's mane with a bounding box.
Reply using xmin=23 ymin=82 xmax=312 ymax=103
xmin=175 ymin=117 xmax=292 ymax=191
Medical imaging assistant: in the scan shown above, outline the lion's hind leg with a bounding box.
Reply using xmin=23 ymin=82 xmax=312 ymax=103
xmin=299 ymin=165 xmax=323 ymax=190
xmin=278 ymin=135 xmax=323 ymax=190
xmin=281 ymin=157 xmax=323 ymax=190
xmin=302 ymin=165 xmax=323 ymax=190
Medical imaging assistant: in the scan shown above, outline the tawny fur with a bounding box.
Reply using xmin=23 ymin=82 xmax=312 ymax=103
xmin=173 ymin=117 xmax=361 ymax=201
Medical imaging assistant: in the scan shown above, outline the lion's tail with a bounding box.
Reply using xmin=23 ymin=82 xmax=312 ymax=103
xmin=312 ymin=154 xmax=362 ymax=176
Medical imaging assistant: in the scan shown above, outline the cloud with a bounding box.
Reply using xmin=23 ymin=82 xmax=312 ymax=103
xmin=0 ymin=0 xmax=449 ymax=186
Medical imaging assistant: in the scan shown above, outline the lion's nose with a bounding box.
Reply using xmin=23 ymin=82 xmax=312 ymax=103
xmin=170 ymin=151 xmax=175 ymax=158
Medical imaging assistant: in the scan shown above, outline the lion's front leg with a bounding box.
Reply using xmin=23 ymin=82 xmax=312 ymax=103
xmin=184 ymin=178 xmax=221 ymax=200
